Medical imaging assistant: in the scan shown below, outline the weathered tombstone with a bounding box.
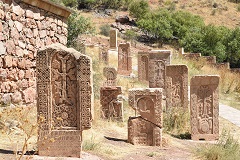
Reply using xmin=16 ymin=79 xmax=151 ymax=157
xmin=183 ymin=53 xmax=201 ymax=61
xmin=99 ymin=47 xmax=109 ymax=65
xmin=110 ymin=29 xmax=117 ymax=50
xmin=190 ymin=75 xmax=219 ymax=141
xmin=213 ymin=62 xmax=230 ymax=70
xmin=138 ymin=51 xmax=149 ymax=82
xmin=128 ymin=88 xmax=163 ymax=146
xmin=148 ymin=50 xmax=171 ymax=89
xmin=202 ymin=56 xmax=216 ymax=64
xmin=36 ymin=43 xmax=93 ymax=157
xmin=118 ymin=43 xmax=132 ymax=76
xmin=100 ymin=86 xmax=123 ymax=121
xmin=103 ymin=67 xmax=117 ymax=86
xmin=166 ymin=65 xmax=188 ymax=110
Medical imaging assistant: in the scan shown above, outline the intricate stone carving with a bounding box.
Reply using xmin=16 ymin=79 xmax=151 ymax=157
xmin=110 ymin=29 xmax=117 ymax=49
xmin=36 ymin=43 xmax=93 ymax=157
xmin=138 ymin=51 xmax=149 ymax=82
xmin=148 ymin=50 xmax=171 ymax=89
xmin=190 ymin=75 xmax=219 ymax=141
xmin=166 ymin=65 xmax=188 ymax=110
xmin=100 ymin=86 xmax=123 ymax=121
xmin=128 ymin=88 xmax=163 ymax=146
xmin=103 ymin=67 xmax=117 ymax=87
xmin=118 ymin=43 xmax=132 ymax=76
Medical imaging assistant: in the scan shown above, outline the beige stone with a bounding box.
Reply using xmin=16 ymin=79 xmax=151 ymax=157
xmin=166 ymin=65 xmax=188 ymax=110
xmin=14 ymin=21 xmax=23 ymax=32
xmin=190 ymin=75 xmax=219 ymax=141
xmin=118 ymin=43 xmax=132 ymax=76
xmin=36 ymin=43 xmax=93 ymax=158
xmin=3 ymin=55 xmax=13 ymax=68
xmin=103 ymin=67 xmax=117 ymax=87
xmin=23 ymin=87 xmax=36 ymax=103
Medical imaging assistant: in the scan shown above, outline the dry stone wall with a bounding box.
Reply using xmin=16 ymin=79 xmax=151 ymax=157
xmin=0 ymin=0 xmax=70 ymax=104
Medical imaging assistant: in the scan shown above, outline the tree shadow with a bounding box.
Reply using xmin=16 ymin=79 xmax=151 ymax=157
xmin=104 ymin=136 xmax=128 ymax=143
xmin=171 ymin=132 xmax=191 ymax=140
xmin=0 ymin=149 xmax=36 ymax=155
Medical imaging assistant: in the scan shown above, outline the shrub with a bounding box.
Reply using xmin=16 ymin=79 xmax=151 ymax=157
xmin=99 ymin=24 xmax=111 ymax=36
xmin=238 ymin=4 xmax=240 ymax=11
xmin=129 ymin=0 xmax=149 ymax=20
xmin=67 ymin=12 xmax=95 ymax=47
xmin=78 ymin=0 xmax=97 ymax=9
xmin=62 ymin=0 xmax=77 ymax=7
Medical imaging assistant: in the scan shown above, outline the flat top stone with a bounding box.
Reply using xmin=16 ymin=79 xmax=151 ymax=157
xmin=129 ymin=88 xmax=162 ymax=92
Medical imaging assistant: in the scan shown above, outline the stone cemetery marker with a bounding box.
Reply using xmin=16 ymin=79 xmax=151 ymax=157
xmin=128 ymin=88 xmax=163 ymax=146
xmin=166 ymin=65 xmax=188 ymax=110
xmin=190 ymin=75 xmax=219 ymax=141
xmin=118 ymin=43 xmax=132 ymax=76
xmin=100 ymin=86 xmax=123 ymax=121
xmin=99 ymin=47 xmax=109 ymax=65
xmin=183 ymin=53 xmax=201 ymax=61
xmin=110 ymin=29 xmax=117 ymax=49
xmin=103 ymin=67 xmax=117 ymax=86
xmin=138 ymin=51 xmax=149 ymax=82
xmin=36 ymin=43 xmax=93 ymax=157
xmin=202 ymin=56 xmax=216 ymax=64
xmin=148 ymin=50 xmax=171 ymax=89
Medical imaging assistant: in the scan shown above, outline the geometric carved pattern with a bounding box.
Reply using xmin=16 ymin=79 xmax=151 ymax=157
xmin=128 ymin=88 xmax=163 ymax=146
xmin=100 ymin=87 xmax=123 ymax=121
xmin=103 ymin=67 xmax=117 ymax=87
xmin=128 ymin=88 xmax=163 ymax=127
xmin=36 ymin=44 xmax=93 ymax=157
xmin=128 ymin=116 xmax=162 ymax=146
xmin=166 ymin=65 xmax=188 ymax=111
xmin=138 ymin=51 xmax=149 ymax=82
xmin=148 ymin=50 xmax=171 ymax=90
xmin=190 ymin=75 xmax=219 ymax=141
xmin=118 ymin=43 xmax=132 ymax=76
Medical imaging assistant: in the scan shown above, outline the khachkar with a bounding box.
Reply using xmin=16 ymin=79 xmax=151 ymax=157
xmin=110 ymin=29 xmax=118 ymax=50
xmin=99 ymin=47 xmax=109 ymax=65
xmin=36 ymin=43 xmax=93 ymax=157
xmin=118 ymin=42 xmax=132 ymax=76
xmin=166 ymin=65 xmax=188 ymax=110
xmin=190 ymin=75 xmax=220 ymax=141
xmin=138 ymin=51 xmax=149 ymax=82
xmin=128 ymin=88 xmax=163 ymax=146
xmin=148 ymin=50 xmax=171 ymax=89
xmin=100 ymin=86 xmax=123 ymax=121
xmin=103 ymin=67 xmax=117 ymax=86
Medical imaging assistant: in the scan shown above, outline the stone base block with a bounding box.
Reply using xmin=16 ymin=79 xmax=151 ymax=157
xmin=191 ymin=134 xmax=219 ymax=141
xmin=128 ymin=116 xmax=162 ymax=146
xmin=38 ymin=130 xmax=82 ymax=158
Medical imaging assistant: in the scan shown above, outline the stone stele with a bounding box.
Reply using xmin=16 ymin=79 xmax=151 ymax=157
xmin=148 ymin=50 xmax=171 ymax=89
xmin=128 ymin=88 xmax=163 ymax=146
xmin=118 ymin=42 xmax=132 ymax=76
xmin=166 ymin=65 xmax=188 ymax=110
xmin=190 ymin=75 xmax=219 ymax=141
xmin=100 ymin=86 xmax=123 ymax=121
xmin=109 ymin=29 xmax=117 ymax=49
xmin=103 ymin=67 xmax=117 ymax=87
xmin=36 ymin=43 xmax=93 ymax=157
xmin=138 ymin=51 xmax=149 ymax=82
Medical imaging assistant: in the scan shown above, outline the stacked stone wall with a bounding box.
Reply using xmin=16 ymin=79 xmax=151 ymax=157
xmin=0 ymin=0 xmax=68 ymax=104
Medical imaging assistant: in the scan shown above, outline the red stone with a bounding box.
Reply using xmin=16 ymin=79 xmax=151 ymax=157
xmin=3 ymin=56 xmax=13 ymax=68
xmin=23 ymin=87 xmax=36 ymax=103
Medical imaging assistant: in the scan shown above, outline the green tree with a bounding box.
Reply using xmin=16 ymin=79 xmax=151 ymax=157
xmin=137 ymin=9 xmax=173 ymax=47
xmin=129 ymin=0 xmax=149 ymax=20
xmin=67 ymin=12 xmax=95 ymax=46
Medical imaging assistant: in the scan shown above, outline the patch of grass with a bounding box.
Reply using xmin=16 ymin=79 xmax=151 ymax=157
xmin=195 ymin=129 xmax=240 ymax=160
xmin=147 ymin=152 xmax=157 ymax=157
xmin=82 ymin=135 xmax=101 ymax=151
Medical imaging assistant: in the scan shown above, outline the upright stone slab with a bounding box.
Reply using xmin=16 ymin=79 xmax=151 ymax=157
xmin=103 ymin=67 xmax=117 ymax=86
xmin=138 ymin=51 xmax=149 ymax=82
xmin=148 ymin=50 xmax=171 ymax=89
xmin=190 ymin=75 xmax=219 ymax=141
xmin=99 ymin=47 xmax=109 ymax=65
xmin=166 ymin=65 xmax=188 ymax=110
xmin=128 ymin=88 xmax=163 ymax=146
xmin=36 ymin=43 xmax=93 ymax=157
xmin=118 ymin=43 xmax=132 ymax=76
xmin=183 ymin=53 xmax=201 ymax=61
xmin=202 ymin=56 xmax=216 ymax=64
xmin=100 ymin=86 xmax=123 ymax=121
xmin=110 ymin=29 xmax=117 ymax=50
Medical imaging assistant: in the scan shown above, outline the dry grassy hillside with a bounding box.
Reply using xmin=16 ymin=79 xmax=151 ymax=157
xmin=150 ymin=0 xmax=240 ymax=28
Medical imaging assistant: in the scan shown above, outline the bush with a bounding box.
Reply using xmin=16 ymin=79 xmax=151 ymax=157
xmin=129 ymin=0 xmax=149 ymax=20
xmin=78 ymin=0 xmax=97 ymax=9
xmin=99 ymin=24 xmax=111 ymax=36
xmin=67 ymin=12 xmax=95 ymax=47
xmin=62 ymin=0 xmax=77 ymax=7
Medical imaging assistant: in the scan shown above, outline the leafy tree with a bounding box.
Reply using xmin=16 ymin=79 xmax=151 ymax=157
xmin=62 ymin=0 xmax=77 ymax=7
xmin=78 ymin=0 xmax=97 ymax=9
xmin=67 ymin=12 xmax=95 ymax=46
xmin=129 ymin=0 xmax=149 ymax=20
xmin=137 ymin=9 xmax=173 ymax=47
